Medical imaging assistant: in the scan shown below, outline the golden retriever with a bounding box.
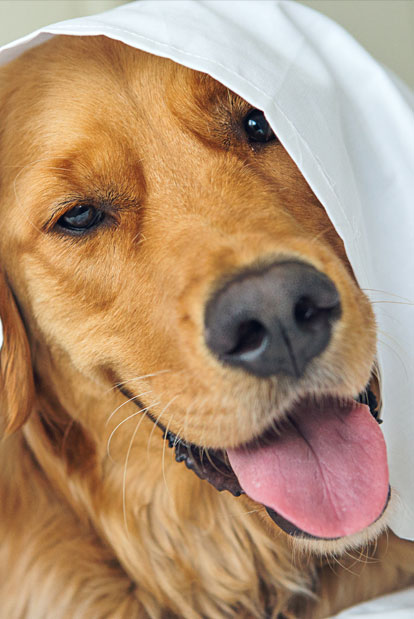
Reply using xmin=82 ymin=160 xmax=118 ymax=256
xmin=0 ymin=36 xmax=413 ymax=618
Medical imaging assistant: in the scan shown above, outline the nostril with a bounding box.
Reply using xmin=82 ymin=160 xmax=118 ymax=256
xmin=294 ymin=296 xmax=320 ymax=325
xmin=226 ymin=320 xmax=268 ymax=358
xmin=294 ymin=295 xmax=341 ymax=329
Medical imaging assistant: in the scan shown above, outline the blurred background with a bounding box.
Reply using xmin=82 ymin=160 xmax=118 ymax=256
xmin=0 ymin=0 xmax=413 ymax=87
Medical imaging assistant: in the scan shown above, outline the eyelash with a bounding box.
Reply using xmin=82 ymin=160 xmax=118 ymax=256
xmin=45 ymin=200 xmax=120 ymax=237
xmin=55 ymin=204 xmax=105 ymax=234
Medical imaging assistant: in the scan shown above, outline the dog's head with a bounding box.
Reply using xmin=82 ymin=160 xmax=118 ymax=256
xmin=0 ymin=36 xmax=388 ymax=546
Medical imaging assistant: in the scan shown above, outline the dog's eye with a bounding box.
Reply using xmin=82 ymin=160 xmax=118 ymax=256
xmin=244 ymin=109 xmax=277 ymax=143
xmin=57 ymin=205 xmax=104 ymax=232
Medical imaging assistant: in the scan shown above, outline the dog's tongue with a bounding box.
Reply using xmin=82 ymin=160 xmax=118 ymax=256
xmin=227 ymin=398 xmax=389 ymax=538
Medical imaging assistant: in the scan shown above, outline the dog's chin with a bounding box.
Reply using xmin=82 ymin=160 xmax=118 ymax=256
xmin=164 ymin=385 xmax=389 ymax=545
xmin=290 ymin=505 xmax=392 ymax=555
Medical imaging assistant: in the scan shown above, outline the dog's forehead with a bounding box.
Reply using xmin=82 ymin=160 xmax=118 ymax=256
xmin=39 ymin=36 xmax=239 ymax=122
xmin=0 ymin=40 xmax=215 ymax=193
xmin=6 ymin=36 xmax=248 ymax=169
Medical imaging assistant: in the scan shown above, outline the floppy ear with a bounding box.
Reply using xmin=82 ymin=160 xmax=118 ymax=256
xmin=0 ymin=268 xmax=35 ymax=433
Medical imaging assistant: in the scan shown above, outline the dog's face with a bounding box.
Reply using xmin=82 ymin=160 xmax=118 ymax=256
xmin=0 ymin=36 xmax=387 ymax=544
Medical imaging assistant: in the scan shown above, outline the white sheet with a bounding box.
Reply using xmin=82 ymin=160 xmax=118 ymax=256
xmin=330 ymin=586 xmax=414 ymax=618
xmin=0 ymin=0 xmax=413 ymax=540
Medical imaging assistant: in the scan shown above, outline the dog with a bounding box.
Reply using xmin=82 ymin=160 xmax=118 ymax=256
xmin=0 ymin=35 xmax=413 ymax=618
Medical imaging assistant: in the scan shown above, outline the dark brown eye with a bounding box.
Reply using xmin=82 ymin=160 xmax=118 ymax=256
xmin=244 ymin=109 xmax=277 ymax=143
xmin=57 ymin=205 xmax=104 ymax=232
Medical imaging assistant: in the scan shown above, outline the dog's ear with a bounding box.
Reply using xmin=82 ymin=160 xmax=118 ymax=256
xmin=0 ymin=268 xmax=35 ymax=433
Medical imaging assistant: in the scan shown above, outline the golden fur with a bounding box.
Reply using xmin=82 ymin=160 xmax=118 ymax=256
xmin=0 ymin=36 xmax=413 ymax=618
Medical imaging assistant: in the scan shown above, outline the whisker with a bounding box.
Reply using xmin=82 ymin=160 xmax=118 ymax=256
xmin=173 ymin=427 xmax=184 ymax=447
xmin=204 ymin=447 xmax=231 ymax=477
xmin=370 ymin=300 xmax=414 ymax=306
xmin=105 ymin=391 xmax=152 ymax=426
xmin=182 ymin=398 xmax=196 ymax=443
xmin=330 ymin=553 xmax=359 ymax=577
xmin=122 ymin=410 xmax=148 ymax=536
xmin=161 ymin=411 xmax=177 ymax=498
xmin=146 ymin=396 xmax=179 ymax=459
xmin=104 ymin=369 xmax=172 ymax=394
xmin=362 ymin=288 xmax=413 ymax=303
xmin=106 ymin=402 xmax=159 ymax=460
xmin=377 ymin=334 xmax=409 ymax=379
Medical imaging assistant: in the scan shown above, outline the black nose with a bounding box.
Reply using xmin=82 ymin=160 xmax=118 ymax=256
xmin=204 ymin=261 xmax=341 ymax=378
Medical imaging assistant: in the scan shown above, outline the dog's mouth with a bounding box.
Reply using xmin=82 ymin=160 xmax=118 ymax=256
xmin=164 ymin=388 xmax=390 ymax=540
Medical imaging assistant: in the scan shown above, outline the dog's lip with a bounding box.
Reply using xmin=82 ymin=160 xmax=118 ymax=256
xmin=164 ymin=386 xmax=383 ymax=539
xmin=165 ymin=430 xmax=244 ymax=497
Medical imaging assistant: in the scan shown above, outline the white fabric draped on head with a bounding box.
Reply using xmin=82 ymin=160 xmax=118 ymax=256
xmin=0 ymin=0 xmax=413 ymax=539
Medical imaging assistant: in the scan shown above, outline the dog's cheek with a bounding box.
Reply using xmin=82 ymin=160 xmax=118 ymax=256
xmin=0 ymin=269 xmax=35 ymax=433
xmin=331 ymin=271 xmax=377 ymax=393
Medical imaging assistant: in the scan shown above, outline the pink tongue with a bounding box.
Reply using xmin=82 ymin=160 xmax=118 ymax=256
xmin=227 ymin=399 xmax=389 ymax=538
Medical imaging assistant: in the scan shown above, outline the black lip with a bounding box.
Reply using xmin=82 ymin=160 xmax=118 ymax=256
xmin=165 ymin=430 xmax=244 ymax=497
xmin=164 ymin=386 xmax=383 ymax=538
